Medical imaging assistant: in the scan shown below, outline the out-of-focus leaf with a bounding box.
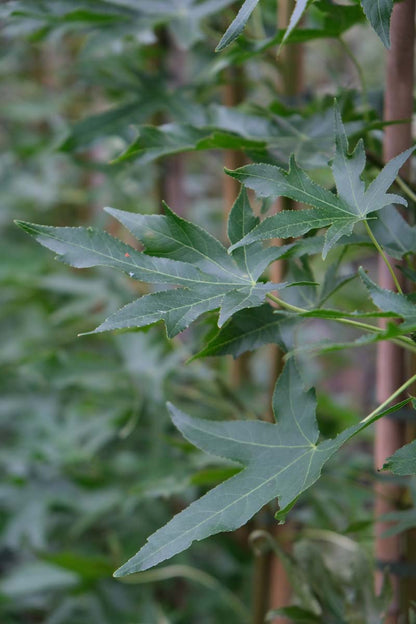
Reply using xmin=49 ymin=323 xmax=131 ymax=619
xmin=383 ymin=439 xmax=416 ymax=475
xmin=0 ymin=562 xmax=79 ymax=597
xmin=216 ymin=0 xmax=260 ymax=51
xmin=361 ymin=0 xmax=393 ymax=48
xmin=359 ymin=268 xmax=416 ymax=331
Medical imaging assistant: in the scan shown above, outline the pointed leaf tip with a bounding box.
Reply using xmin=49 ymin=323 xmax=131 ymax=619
xmin=215 ymin=0 xmax=260 ymax=52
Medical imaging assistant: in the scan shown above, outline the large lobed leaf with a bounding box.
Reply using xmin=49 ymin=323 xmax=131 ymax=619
xmin=113 ymin=360 xmax=407 ymax=575
xmin=228 ymin=106 xmax=414 ymax=258
xmin=16 ymin=191 xmax=291 ymax=337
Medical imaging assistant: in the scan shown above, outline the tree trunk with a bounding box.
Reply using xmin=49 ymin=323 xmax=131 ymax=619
xmin=376 ymin=1 xmax=415 ymax=620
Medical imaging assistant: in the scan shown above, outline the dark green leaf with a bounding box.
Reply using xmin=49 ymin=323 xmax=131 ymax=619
xmin=114 ymin=361 xmax=403 ymax=575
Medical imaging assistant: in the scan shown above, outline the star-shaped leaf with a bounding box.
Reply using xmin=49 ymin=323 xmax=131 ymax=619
xmin=15 ymin=195 xmax=290 ymax=337
xmin=228 ymin=105 xmax=414 ymax=258
xmin=113 ymin=360 xmax=407 ymax=575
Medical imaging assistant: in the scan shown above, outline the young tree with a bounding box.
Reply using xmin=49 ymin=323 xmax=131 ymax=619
xmin=9 ymin=0 xmax=416 ymax=620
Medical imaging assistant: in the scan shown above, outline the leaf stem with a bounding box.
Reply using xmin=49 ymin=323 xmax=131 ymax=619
xmin=364 ymin=220 xmax=403 ymax=294
xmin=395 ymin=175 xmax=416 ymax=204
xmin=266 ymin=292 xmax=416 ymax=352
xmin=360 ymin=373 xmax=416 ymax=425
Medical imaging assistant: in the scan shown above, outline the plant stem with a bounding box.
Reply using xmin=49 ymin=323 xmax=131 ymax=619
xmin=377 ymin=0 xmax=415 ymax=614
xmin=364 ymin=220 xmax=403 ymax=294
xmin=361 ymin=373 xmax=416 ymax=425
xmin=395 ymin=175 xmax=416 ymax=204
xmin=338 ymin=36 xmax=370 ymax=119
xmin=265 ymin=292 xmax=416 ymax=353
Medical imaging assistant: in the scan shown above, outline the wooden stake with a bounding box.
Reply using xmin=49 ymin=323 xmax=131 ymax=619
xmin=376 ymin=1 xmax=415 ymax=620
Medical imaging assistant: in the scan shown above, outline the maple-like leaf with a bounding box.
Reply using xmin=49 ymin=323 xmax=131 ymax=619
xmin=15 ymin=192 xmax=290 ymax=337
xmin=228 ymin=105 xmax=414 ymax=258
xmin=113 ymin=360 xmax=406 ymax=575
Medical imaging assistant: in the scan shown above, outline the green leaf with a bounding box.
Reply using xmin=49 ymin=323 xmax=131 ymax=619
xmin=92 ymin=286 xmax=226 ymax=338
xmin=216 ymin=0 xmax=260 ymax=52
xmin=281 ymin=0 xmax=311 ymax=46
xmin=105 ymin=204 xmax=241 ymax=281
xmin=359 ymin=267 xmax=416 ymax=331
xmin=383 ymin=439 xmax=416 ymax=475
xmin=194 ymin=305 xmax=294 ymax=358
xmin=228 ymin=189 xmax=288 ymax=281
xmin=114 ymin=361 xmax=402 ymax=575
xmin=113 ymin=122 xmax=266 ymax=164
xmin=218 ymin=282 xmax=282 ymax=326
xmin=16 ymin=203 xmax=291 ymax=337
xmin=371 ymin=207 xmax=416 ymax=259
xmin=227 ymin=106 xmax=414 ymax=258
xmin=361 ymin=0 xmax=393 ymax=48
xmin=14 ymin=221 xmax=218 ymax=287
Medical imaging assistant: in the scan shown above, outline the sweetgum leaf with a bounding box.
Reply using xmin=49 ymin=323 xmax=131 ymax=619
xmin=16 ymin=201 xmax=292 ymax=337
xmin=114 ymin=361 xmax=406 ymax=575
xmin=383 ymin=439 xmax=416 ymax=475
xmin=228 ymin=106 xmax=414 ymax=258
